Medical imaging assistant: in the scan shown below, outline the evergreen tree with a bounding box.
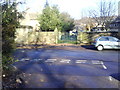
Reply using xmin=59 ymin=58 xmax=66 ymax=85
xmin=39 ymin=5 xmax=61 ymax=31
xmin=1 ymin=0 xmax=23 ymax=69
xmin=60 ymin=12 xmax=75 ymax=32
xmin=39 ymin=3 xmax=74 ymax=32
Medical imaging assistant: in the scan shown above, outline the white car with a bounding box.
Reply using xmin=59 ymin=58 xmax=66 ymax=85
xmin=93 ymin=36 xmax=120 ymax=51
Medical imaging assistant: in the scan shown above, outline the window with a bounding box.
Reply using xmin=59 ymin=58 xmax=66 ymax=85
xmin=108 ymin=37 xmax=118 ymax=41
xmin=99 ymin=37 xmax=109 ymax=41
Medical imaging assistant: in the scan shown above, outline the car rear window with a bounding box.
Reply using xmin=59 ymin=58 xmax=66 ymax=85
xmin=108 ymin=37 xmax=118 ymax=41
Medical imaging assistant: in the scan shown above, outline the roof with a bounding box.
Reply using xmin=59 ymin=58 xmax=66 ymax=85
xmin=22 ymin=12 xmax=39 ymax=20
xmin=29 ymin=13 xmax=38 ymax=20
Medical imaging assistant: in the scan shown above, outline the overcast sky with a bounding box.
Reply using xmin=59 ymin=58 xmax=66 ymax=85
xmin=17 ymin=0 xmax=120 ymax=20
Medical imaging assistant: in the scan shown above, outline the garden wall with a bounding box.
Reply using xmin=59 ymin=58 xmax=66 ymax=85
xmin=15 ymin=28 xmax=59 ymax=44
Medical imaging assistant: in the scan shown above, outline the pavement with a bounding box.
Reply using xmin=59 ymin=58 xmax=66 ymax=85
xmin=12 ymin=46 xmax=120 ymax=88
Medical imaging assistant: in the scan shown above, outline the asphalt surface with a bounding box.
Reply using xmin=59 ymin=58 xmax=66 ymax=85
xmin=13 ymin=46 xmax=120 ymax=88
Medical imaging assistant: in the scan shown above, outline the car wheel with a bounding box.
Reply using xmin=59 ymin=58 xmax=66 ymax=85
xmin=97 ymin=45 xmax=103 ymax=51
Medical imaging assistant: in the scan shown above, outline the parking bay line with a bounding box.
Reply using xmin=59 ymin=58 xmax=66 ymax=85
xmin=76 ymin=60 xmax=87 ymax=63
xmin=60 ymin=59 xmax=71 ymax=63
xmin=45 ymin=59 xmax=57 ymax=63
xmin=44 ymin=59 xmax=107 ymax=70
xmin=92 ymin=60 xmax=107 ymax=69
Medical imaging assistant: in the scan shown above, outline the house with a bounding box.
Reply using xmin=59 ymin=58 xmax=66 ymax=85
xmin=74 ymin=17 xmax=98 ymax=32
xmin=19 ymin=11 xmax=40 ymax=31
xmin=91 ymin=25 xmax=106 ymax=32
xmin=15 ymin=11 xmax=40 ymax=44
xmin=109 ymin=16 xmax=120 ymax=32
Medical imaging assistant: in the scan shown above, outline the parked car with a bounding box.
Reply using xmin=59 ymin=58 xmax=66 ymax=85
xmin=93 ymin=36 xmax=120 ymax=51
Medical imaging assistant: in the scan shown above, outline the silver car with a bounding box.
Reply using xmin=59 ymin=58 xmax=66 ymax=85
xmin=93 ymin=36 xmax=120 ymax=51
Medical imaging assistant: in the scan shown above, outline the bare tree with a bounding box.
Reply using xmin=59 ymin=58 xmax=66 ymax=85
xmin=89 ymin=0 xmax=117 ymax=30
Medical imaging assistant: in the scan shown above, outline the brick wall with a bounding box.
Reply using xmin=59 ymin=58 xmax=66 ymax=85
xmin=15 ymin=28 xmax=59 ymax=45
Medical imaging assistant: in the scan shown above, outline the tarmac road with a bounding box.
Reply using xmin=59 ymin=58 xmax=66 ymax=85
xmin=13 ymin=46 xmax=120 ymax=88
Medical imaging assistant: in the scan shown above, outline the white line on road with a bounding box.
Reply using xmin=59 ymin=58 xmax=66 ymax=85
xmin=109 ymin=76 xmax=112 ymax=81
xmin=60 ymin=59 xmax=71 ymax=63
xmin=76 ymin=60 xmax=87 ymax=63
xmin=92 ymin=60 xmax=107 ymax=69
xmin=38 ymin=59 xmax=43 ymax=60
xmin=45 ymin=59 xmax=57 ymax=62
xmin=92 ymin=60 xmax=102 ymax=64
xmin=100 ymin=61 xmax=107 ymax=69
xmin=21 ymin=58 xmax=29 ymax=61
xmin=102 ymin=64 xmax=107 ymax=69
xmin=30 ymin=59 xmax=43 ymax=62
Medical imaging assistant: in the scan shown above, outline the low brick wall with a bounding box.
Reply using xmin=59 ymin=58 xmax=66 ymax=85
xmin=15 ymin=29 xmax=59 ymax=44
xmin=38 ymin=32 xmax=57 ymax=44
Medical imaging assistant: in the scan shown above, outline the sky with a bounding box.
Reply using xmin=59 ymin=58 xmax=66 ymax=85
xmin=17 ymin=0 xmax=120 ymax=20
